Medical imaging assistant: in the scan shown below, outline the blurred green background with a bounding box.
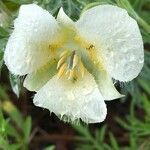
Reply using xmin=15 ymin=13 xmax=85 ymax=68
xmin=0 ymin=0 xmax=150 ymax=150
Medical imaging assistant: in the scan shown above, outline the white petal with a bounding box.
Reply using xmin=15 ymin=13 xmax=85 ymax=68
xmin=57 ymin=7 xmax=76 ymax=39
xmin=33 ymin=72 xmax=107 ymax=123
xmin=76 ymin=5 xmax=144 ymax=82
xmin=4 ymin=4 xmax=59 ymax=75
xmin=57 ymin=7 xmax=75 ymax=29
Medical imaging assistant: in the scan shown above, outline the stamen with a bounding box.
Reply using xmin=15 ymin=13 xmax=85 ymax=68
xmin=57 ymin=51 xmax=85 ymax=81
xmin=59 ymin=50 xmax=69 ymax=58
xmin=57 ymin=63 xmax=67 ymax=78
xmin=68 ymin=69 xmax=75 ymax=80
xmin=79 ymin=60 xmax=85 ymax=78
xmin=72 ymin=54 xmax=79 ymax=69
xmin=65 ymin=70 xmax=70 ymax=76
xmin=57 ymin=55 xmax=67 ymax=69
xmin=69 ymin=51 xmax=75 ymax=69
xmin=86 ymin=44 xmax=95 ymax=51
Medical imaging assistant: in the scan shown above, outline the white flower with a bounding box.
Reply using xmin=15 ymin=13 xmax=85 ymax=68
xmin=4 ymin=4 xmax=144 ymax=123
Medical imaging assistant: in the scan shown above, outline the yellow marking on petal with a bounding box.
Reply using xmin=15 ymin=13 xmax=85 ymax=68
xmin=72 ymin=54 xmax=79 ymax=69
xmin=58 ymin=63 xmax=67 ymax=78
xmin=74 ymin=35 xmax=105 ymax=70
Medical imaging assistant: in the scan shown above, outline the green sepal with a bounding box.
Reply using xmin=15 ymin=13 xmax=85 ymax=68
xmin=23 ymin=59 xmax=57 ymax=91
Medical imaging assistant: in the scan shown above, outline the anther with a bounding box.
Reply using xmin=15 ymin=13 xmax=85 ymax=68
xmin=68 ymin=69 xmax=75 ymax=80
xmin=59 ymin=50 xmax=69 ymax=58
xmin=72 ymin=54 xmax=79 ymax=69
xmin=69 ymin=51 xmax=75 ymax=69
xmin=57 ymin=55 xmax=67 ymax=69
xmin=58 ymin=63 xmax=67 ymax=78
xmin=79 ymin=60 xmax=85 ymax=78
xmin=86 ymin=44 xmax=95 ymax=50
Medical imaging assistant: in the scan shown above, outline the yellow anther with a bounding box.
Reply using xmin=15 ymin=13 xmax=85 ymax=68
xmin=68 ymin=69 xmax=75 ymax=80
xmin=72 ymin=54 xmax=79 ymax=69
xmin=59 ymin=50 xmax=69 ymax=58
xmin=57 ymin=63 xmax=67 ymax=78
xmin=57 ymin=50 xmax=85 ymax=81
xmin=65 ymin=69 xmax=70 ymax=76
xmin=79 ymin=60 xmax=85 ymax=78
xmin=86 ymin=44 xmax=95 ymax=50
xmin=57 ymin=55 xmax=67 ymax=69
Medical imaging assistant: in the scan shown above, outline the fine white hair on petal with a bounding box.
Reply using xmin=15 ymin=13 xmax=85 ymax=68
xmin=76 ymin=5 xmax=144 ymax=82
xmin=4 ymin=4 xmax=59 ymax=75
xmin=33 ymin=72 xmax=107 ymax=123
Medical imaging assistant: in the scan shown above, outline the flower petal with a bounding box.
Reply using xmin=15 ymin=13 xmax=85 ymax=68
xmin=76 ymin=5 xmax=144 ymax=82
xmin=33 ymin=72 xmax=107 ymax=123
xmin=57 ymin=7 xmax=76 ymax=39
xmin=4 ymin=4 xmax=59 ymax=75
xmin=57 ymin=7 xmax=75 ymax=29
xmin=23 ymin=60 xmax=57 ymax=91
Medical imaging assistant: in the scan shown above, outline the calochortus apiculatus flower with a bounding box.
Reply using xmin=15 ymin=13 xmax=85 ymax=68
xmin=4 ymin=4 xmax=144 ymax=123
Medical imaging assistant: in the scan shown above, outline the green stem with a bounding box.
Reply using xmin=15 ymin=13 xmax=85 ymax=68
xmin=137 ymin=16 xmax=150 ymax=33
xmin=74 ymin=136 xmax=102 ymax=150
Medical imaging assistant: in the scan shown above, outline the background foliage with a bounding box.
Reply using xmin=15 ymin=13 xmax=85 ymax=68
xmin=0 ymin=0 xmax=150 ymax=150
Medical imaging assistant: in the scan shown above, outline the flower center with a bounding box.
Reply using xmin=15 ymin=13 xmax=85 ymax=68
xmin=57 ymin=50 xmax=85 ymax=82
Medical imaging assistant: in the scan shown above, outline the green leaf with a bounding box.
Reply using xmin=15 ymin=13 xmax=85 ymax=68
xmin=0 ymin=51 xmax=4 ymax=71
xmin=5 ymin=121 xmax=21 ymax=140
xmin=77 ymin=144 xmax=95 ymax=150
xmin=8 ymin=144 xmax=21 ymax=150
xmin=138 ymin=79 xmax=150 ymax=94
xmin=0 ymin=26 xmax=9 ymax=37
xmin=95 ymin=125 xmax=107 ymax=143
xmin=116 ymin=117 xmax=131 ymax=130
xmin=109 ymin=132 xmax=120 ymax=150
xmin=0 ymin=38 xmax=6 ymax=71
xmin=130 ymin=134 xmax=137 ymax=150
xmin=99 ymin=125 xmax=107 ymax=142
xmin=44 ymin=145 xmax=55 ymax=150
xmin=72 ymin=124 xmax=92 ymax=139
xmin=0 ymin=136 xmax=9 ymax=149
xmin=0 ymin=85 xmax=10 ymax=100
xmin=0 ymin=110 xmax=7 ymax=136
xmin=141 ymin=94 xmax=150 ymax=116
xmin=82 ymin=0 xmax=114 ymax=13
xmin=0 ymin=38 xmax=7 ymax=50
xmin=5 ymin=0 xmax=32 ymax=5
xmin=23 ymin=116 xmax=32 ymax=143
xmin=2 ymin=101 xmax=24 ymax=129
